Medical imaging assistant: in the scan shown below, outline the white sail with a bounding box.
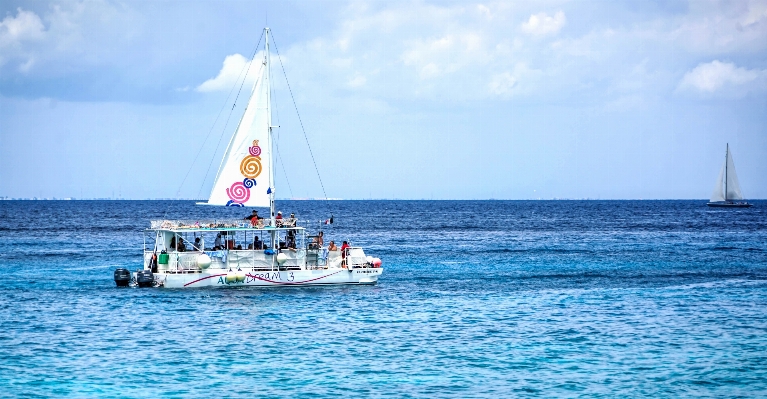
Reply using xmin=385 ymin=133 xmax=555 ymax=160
xmin=710 ymin=162 xmax=725 ymax=203
xmin=204 ymin=47 xmax=273 ymax=207
xmin=725 ymin=147 xmax=744 ymax=201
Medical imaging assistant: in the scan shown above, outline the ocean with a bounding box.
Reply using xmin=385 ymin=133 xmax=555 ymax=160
xmin=0 ymin=200 xmax=765 ymax=397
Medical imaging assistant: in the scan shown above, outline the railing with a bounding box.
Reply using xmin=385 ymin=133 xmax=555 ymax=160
xmin=150 ymin=218 xmax=301 ymax=230
xmin=145 ymin=248 xmax=307 ymax=273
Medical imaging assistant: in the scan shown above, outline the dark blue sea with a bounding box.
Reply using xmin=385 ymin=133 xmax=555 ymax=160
xmin=1 ymin=200 xmax=766 ymax=397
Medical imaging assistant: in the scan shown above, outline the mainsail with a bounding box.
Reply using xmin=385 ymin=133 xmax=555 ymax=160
xmin=203 ymin=32 xmax=274 ymax=208
xmin=710 ymin=144 xmax=744 ymax=202
xmin=710 ymin=163 xmax=725 ymax=203
xmin=725 ymin=146 xmax=743 ymax=200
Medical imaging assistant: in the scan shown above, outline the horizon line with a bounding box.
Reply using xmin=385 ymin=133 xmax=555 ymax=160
xmin=0 ymin=198 xmax=762 ymax=201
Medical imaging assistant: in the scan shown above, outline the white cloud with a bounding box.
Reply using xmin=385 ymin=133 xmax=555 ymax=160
xmin=0 ymin=2 xmax=143 ymax=75
xmin=0 ymin=8 xmax=46 ymax=67
xmin=678 ymin=60 xmax=766 ymax=94
xmin=347 ymin=74 xmax=366 ymax=88
xmin=0 ymin=8 xmax=45 ymax=44
xmin=521 ymin=11 xmax=566 ymax=36
xmin=196 ymin=53 xmax=259 ymax=92
xmin=668 ymin=1 xmax=767 ymax=55
xmin=488 ymin=72 xmax=516 ymax=95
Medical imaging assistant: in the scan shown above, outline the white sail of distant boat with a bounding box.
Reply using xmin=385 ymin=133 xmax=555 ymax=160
xmin=200 ymin=35 xmax=274 ymax=211
xmin=708 ymin=144 xmax=751 ymax=208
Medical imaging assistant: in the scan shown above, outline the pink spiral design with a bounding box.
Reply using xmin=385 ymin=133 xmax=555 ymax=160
xmin=226 ymin=182 xmax=250 ymax=203
xmin=249 ymin=146 xmax=262 ymax=157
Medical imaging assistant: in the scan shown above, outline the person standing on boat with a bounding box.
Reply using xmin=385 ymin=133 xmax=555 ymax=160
xmin=276 ymin=211 xmax=283 ymax=227
xmin=341 ymin=241 xmax=350 ymax=267
xmin=322 ymin=240 xmax=336 ymax=267
xmin=214 ymin=232 xmax=223 ymax=250
xmin=313 ymin=231 xmax=324 ymax=247
xmin=286 ymin=229 xmax=296 ymax=249
xmin=247 ymin=210 xmax=262 ymax=227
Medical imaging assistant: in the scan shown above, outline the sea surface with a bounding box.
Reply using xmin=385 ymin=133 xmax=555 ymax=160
xmin=0 ymin=200 xmax=766 ymax=398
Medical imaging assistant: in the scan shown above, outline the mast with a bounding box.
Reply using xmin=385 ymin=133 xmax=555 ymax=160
xmin=266 ymin=27 xmax=276 ymax=226
xmin=724 ymin=143 xmax=730 ymax=202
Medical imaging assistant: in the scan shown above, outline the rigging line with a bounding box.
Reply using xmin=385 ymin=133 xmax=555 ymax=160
xmin=273 ymin=137 xmax=295 ymax=198
xmin=197 ymin=29 xmax=266 ymax=201
xmin=181 ymin=73 xmax=243 ymax=201
xmin=268 ymin=55 xmax=294 ymax=199
xmin=162 ymin=30 xmax=265 ymax=220
xmin=271 ymin=34 xmax=332 ymax=217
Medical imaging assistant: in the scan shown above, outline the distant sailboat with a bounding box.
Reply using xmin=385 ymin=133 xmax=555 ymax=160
xmin=707 ymin=144 xmax=752 ymax=208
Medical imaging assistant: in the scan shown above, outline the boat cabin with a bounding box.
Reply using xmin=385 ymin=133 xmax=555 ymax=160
xmin=143 ymin=219 xmax=362 ymax=273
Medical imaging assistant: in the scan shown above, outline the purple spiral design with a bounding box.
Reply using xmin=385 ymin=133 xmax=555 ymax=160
xmin=249 ymin=146 xmax=262 ymax=157
xmin=243 ymin=178 xmax=256 ymax=188
xmin=226 ymin=181 xmax=250 ymax=203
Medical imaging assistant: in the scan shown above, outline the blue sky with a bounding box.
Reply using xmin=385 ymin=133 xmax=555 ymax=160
xmin=1 ymin=0 xmax=766 ymax=200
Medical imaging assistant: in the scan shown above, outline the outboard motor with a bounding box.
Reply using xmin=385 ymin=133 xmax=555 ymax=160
xmin=136 ymin=270 xmax=155 ymax=288
xmin=114 ymin=268 xmax=131 ymax=287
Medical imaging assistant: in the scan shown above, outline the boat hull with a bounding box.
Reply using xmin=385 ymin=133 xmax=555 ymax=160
xmin=707 ymin=202 xmax=752 ymax=208
xmin=153 ymin=268 xmax=383 ymax=288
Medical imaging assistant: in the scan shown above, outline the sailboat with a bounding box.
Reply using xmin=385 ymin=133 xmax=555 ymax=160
xmin=707 ymin=144 xmax=752 ymax=208
xmin=113 ymin=28 xmax=383 ymax=288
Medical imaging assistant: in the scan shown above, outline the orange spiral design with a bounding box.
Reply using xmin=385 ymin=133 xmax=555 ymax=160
xmin=240 ymin=156 xmax=262 ymax=179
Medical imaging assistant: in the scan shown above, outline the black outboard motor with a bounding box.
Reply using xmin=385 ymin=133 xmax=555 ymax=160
xmin=114 ymin=268 xmax=131 ymax=287
xmin=136 ymin=270 xmax=155 ymax=288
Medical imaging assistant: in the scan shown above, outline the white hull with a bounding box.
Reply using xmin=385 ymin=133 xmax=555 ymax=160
xmin=152 ymin=267 xmax=382 ymax=288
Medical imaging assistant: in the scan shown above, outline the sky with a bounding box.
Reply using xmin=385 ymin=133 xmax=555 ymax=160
xmin=1 ymin=0 xmax=766 ymax=200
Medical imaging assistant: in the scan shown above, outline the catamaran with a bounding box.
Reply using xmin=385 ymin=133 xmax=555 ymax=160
xmin=707 ymin=144 xmax=752 ymax=208
xmin=114 ymin=28 xmax=382 ymax=288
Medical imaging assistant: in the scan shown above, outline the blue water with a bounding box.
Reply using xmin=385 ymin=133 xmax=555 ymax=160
xmin=1 ymin=200 xmax=766 ymax=397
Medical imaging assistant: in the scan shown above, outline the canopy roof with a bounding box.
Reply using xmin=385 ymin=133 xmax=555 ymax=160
xmin=147 ymin=219 xmax=304 ymax=233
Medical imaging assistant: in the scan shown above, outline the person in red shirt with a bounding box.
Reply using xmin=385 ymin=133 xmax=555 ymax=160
xmin=246 ymin=210 xmax=261 ymax=227
xmin=340 ymin=241 xmax=350 ymax=267
xmin=275 ymin=211 xmax=283 ymax=227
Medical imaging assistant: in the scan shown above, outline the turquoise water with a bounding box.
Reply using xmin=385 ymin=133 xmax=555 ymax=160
xmin=1 ymin=200 xmax=766 ymax=397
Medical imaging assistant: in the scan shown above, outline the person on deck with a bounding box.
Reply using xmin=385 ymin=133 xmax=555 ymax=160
xmin=249 ymin=210 xmax=262 ymax=227
xmin=214 ymin=233 xmax=223 ymax=250
xmin=244 ymin=210 xmax=259 ymax=221
xmin=340 ymin=241 xmax=350 ymax=267
xmin=325 ymin=241 xmax=337 ymax=267
xmin=286 ymin=229 xmax=296 ymax=249
xmin=275 ymin=211 xmax=283 ymax=227
xmin=287 ymin=213 xmax=297 ymax=227
xmin=312 ymin=231 xmax=324 ymax=247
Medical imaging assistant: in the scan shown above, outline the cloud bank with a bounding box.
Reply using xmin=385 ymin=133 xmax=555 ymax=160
xmin=678 ymin=60 xmax=767 ymax=95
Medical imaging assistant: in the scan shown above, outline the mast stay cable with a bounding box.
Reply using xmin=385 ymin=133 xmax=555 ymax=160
xmin=162 ymin=30 xmax=265 ymax=220
xmin=163 ymin=32 xmax=264 ymax=219
xmin=268 ymin=48 xmax=295 ymax=199
xmin=270 ymin=33 xmax=333 ymax=223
